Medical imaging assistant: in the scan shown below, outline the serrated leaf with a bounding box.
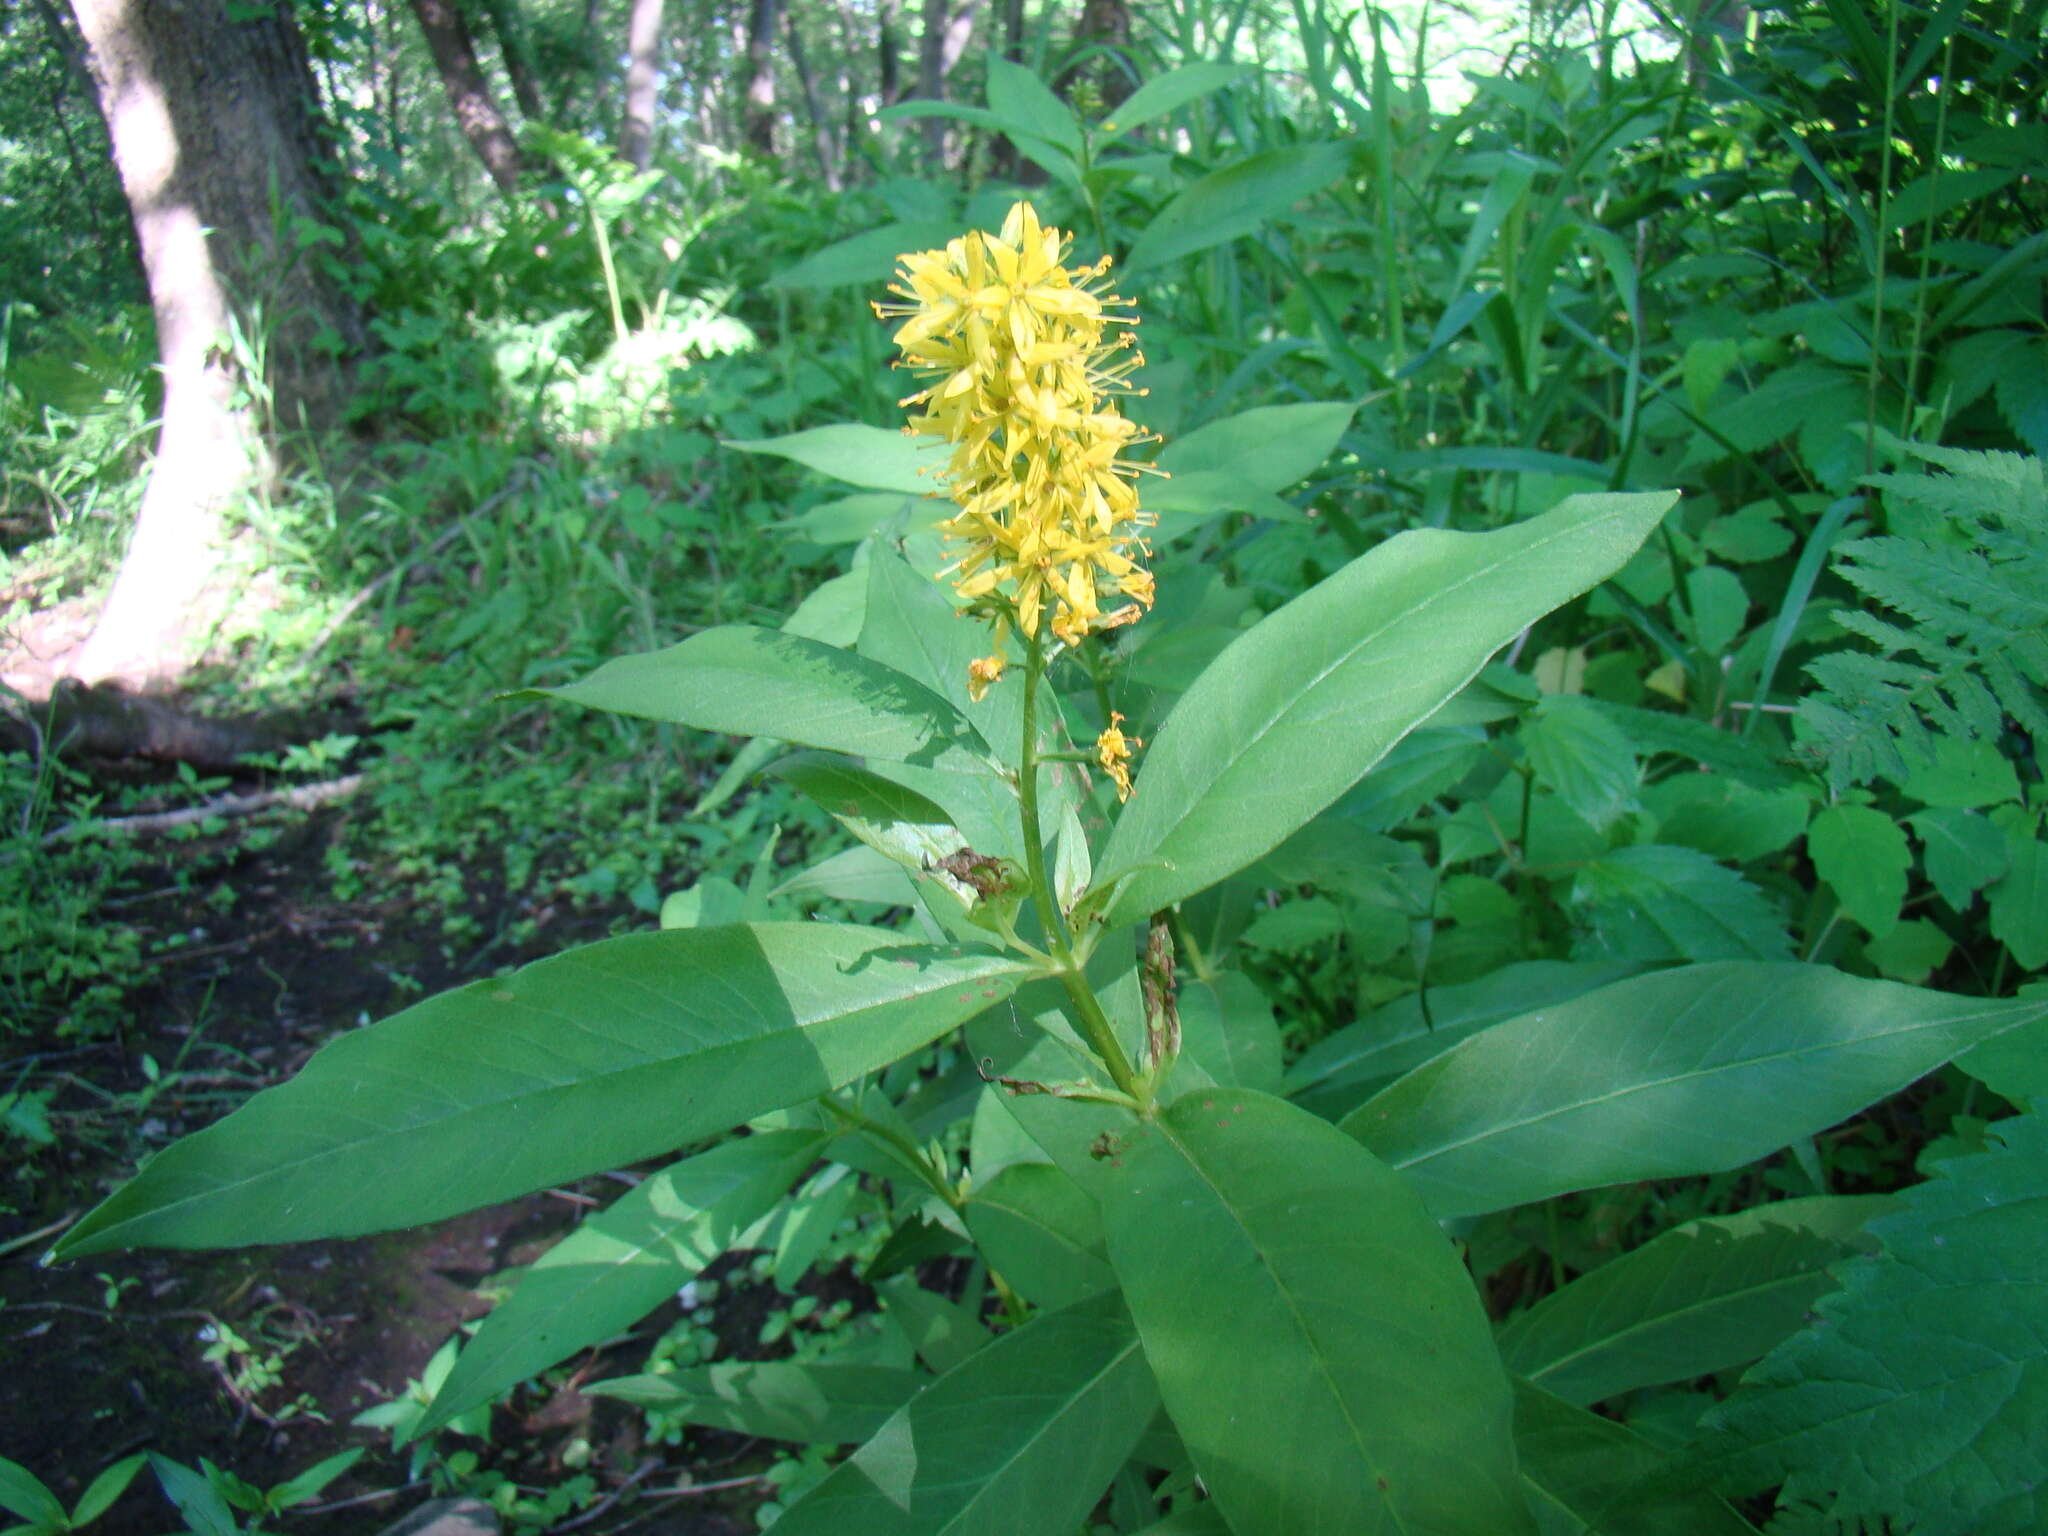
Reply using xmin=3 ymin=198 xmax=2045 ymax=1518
xmin=1574 ymin=845 xmax=1793 ymax=962
xmin=1343 ymin=963 xmax=2048 ymax=1220
xmin=54 ymin=927 xmax=1033 ymax=1256
xmin=1703 ymin=1112 xmax=2048 ymax=1534
xmin=1104 ymin=1090 xmax=1532 ymax=1535
xmin=1895 ymin=736 xmax=2021 ymax=808
xmin=1499 ymin=1197 xmax=1887 ymax=1406
xmin=1988 ymin=831 xmax=2048 ymax=969
xmin=1911 ymin=806 xmax=2008 ymax=911
xmin=1808 ymin=804 xmax=1910 ymax=938
xmin=1523 ymin=695 xmax=1640 ymax=830
xmin=765 ymin=1292 xmax=1156 ymax=1536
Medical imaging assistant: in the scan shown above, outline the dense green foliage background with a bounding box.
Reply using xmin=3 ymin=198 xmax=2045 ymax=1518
xmin=3 ymin=0 xmax=2046 ymax=1530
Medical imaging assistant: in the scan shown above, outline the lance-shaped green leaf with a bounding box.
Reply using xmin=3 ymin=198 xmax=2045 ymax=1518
xmin=1104 ymin=1089 xmax=1532 ymax=1536
xmin=1285 ymin=960 xmax=1646 ymax=1122
xmin=1703 ymin=1111 xmax=2048 ymax=1532
xmin=765 ymin=1291 xmax=1157 ymax=1536
xmin=965 ymin=1161 xmax=1113 ymax=1310
xmin=412 ymin=1130 xmax=829 ymax=1439
xmin=1100 ymin=62 xmax=1246 ymax=135
xmin=1089 ymin=492 xmax=1675 ymax=926
xmin=1514 ymin=1381 xmax=1757 ymax=1535
xmin=517 ymin=626 xmax=1001 ymax=776
xmin=769 ymin=754 xmax=968 ymax=874
xmin=1343 ymin=963 xmax=2048 ymax=1220
xmin=1125 ymin=141 xmax=1352 ymax=272
xmin=53 ymin=926 xmax=1036 ymax=1258
xmin=1498 ymin=1196 xmax=1889 ymax=1407
xmin=590 ymin=1362 xmax=928 ymax=1445
xmin=726 ymin=424 xmax=950 ymax=492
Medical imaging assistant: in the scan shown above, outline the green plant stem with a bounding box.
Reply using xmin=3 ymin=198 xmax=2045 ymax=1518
xmin=1018 ymin=635 xmax=1143 ymax=1103
xmin=819 ymin=1096 xmax=961 ymax=1211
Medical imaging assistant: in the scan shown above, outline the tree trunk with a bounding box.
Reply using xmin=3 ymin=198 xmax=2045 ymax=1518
xmin=619 ymin=0 xmax=666 ymax=168
xmin=988 ymin=0 xmax=1028 ymax=177
xmin=876 ymin=0 xmax=902 ymax=105
xmin=913 ymin=0 xmax=980 ymax=169
xmin=474 ymin=0 xmax=545 ymax=119
xmin=409 ymin=0 xmax=525 ymax=193
xmin=1056 ymin=0 xmax=1131 ymax=111
xmin=785 ymin=10 xmax=840 ymax=189
xmin=65 ymin=0 xmax=361 ymax=687
xmin=741 ymin=0 xmax=783 ymax=156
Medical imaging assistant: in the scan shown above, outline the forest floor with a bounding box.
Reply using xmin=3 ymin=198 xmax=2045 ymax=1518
xmin=1 ymin=781 xmax=767 ymax=1536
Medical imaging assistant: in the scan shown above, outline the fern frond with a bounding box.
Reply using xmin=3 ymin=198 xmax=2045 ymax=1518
xmin=1797 ymin=447 xmax=2048 ymax=791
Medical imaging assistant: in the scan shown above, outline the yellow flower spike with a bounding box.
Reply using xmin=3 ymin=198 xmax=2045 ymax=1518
xmin=1096 ymin=713 xmax=1140 ymax=802
xmin=881 ymin=202 xmax=1154 ymax=646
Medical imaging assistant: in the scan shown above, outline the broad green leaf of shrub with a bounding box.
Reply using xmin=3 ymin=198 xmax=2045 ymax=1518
xmin=53 ymin=926 xmax=1035 ymax=1256
xmin=1703 ymin=1112 xmax=2048 ymax=1534
xmin=1574 ymin=844 xmax=1794 ymax=962
xmin=412 ymin=1129 xmax=829 ymax=1439
xmin=764 ymin=1291 xmax=1156 ymax=1536
xmin=1088 ymin=491 xmax=1676 ymax=926
xmin=1513 ymin=1382 xmax=1756 ymax=1535
xmin=1808 ymin=803 xmax=1911 ymax=938
xmin=1342 ymin=962 xmax=2048 ymax=1220
xmin=589 ymin=1362 xmax=927 ymax=1445
xmin=1124 ymin=141 xmax=1351 ymax=272
xmin=726 ymin=424 xmax=949 ymax=492
xmin=1103 ymin=1090 xmax=1532 ymax=1536
xmin=1498 ymin=1196 xmax=1889 ymax=1406
xmin=520 ymin=625 xmax=1003 ymax=777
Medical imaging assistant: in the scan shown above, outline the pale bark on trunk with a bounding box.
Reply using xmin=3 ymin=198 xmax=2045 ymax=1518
xmin=409 ymin=0 xmax=525 ymax=193
xmin=619 ymin=0 xmax=667 ymax=168
xmin=741 ymin=0 xmax=783 ymax=155
xmin=65 ymin=0 xmax=360 ymax=686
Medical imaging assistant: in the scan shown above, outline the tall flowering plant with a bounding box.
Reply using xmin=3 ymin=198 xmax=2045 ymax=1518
xmin=49 ymin=201 xmax=2037 ymax=1535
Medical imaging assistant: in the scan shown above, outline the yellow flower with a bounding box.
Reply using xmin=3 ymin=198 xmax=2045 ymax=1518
xmin=875 ymin=202 xmax=1155 ymax=659
xmin=1096 ymin=712 xmax=1139 ymax=802
xmin=966 ymin=652 xmax=1006 ymax=701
